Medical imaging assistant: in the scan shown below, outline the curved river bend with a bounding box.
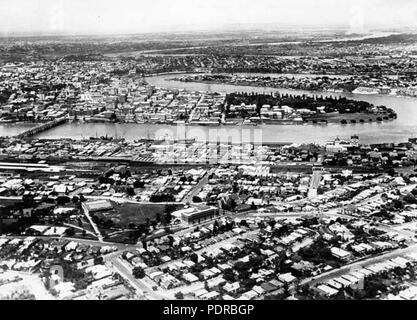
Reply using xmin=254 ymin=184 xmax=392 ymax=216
xmin=2 ymin=73 xmax=417 ymax=145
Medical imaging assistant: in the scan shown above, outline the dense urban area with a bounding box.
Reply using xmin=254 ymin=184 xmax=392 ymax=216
xmin=2 ymin=28 xmax=417 ymax=301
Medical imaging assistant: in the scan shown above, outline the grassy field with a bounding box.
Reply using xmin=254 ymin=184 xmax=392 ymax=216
xmin=109 ymin=201 xmax=183 ymax=226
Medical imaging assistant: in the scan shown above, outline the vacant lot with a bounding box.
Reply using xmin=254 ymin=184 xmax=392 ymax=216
xmin=106 ymin=201 xmax=183 ymax=226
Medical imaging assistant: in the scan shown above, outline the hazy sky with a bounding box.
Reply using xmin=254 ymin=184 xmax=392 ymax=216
xmin=1 ymin=0 xmax=417 ymax=36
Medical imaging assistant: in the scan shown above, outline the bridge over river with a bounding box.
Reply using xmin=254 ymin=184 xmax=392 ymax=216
xmin=15 ymin=117 xmax=67 ymax=139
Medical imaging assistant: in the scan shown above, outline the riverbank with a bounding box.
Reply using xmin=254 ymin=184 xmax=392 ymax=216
xmin=2 ymin=72 xmax=417 ymax=145
xmin=61 ymin=107 xmax=397 ymax=127
xmin=26 ymin=121 xmax=417 ymax=145
xmin=169 ymin=76 xmax=417 ymax=98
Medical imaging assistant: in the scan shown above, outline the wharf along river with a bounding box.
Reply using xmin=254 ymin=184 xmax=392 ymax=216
xmin=1 ymin=73 xmax=417 ymax=145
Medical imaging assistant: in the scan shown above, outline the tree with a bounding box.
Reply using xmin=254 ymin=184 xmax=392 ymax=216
xmin=109 ymin=113 xmax=118 ymax=122
xmin=283 ymin=282 xmax=290 ymax=297
xmin=164 ymin=211 xmax=173 ymax=225
xmin=239 ymin=219 xmax=249 ymax=227
xmin=94 ymin=256 xmax=104 ymax=265
xmin=141 ymin=238 xmax=148 ymax=250
xmin=227 ymin=198 xmax=237 ymax=211
xmin=205 ymin=256 xmax=215 ymax=268
xmin=392 ymin=199 xmax=404 ymax=210
xmin=149 ymin=193 xmax=175 ymax=203
xmin=22 ymin=194 xmax=35 ymax=206
xmin=223 ymin=268 xmax=235 ymax=282
xmin=241 ymin=278 xmax=256 ymax=290
xmin=56 ymin=196 xmax=70 ymax=206
xmin=165 ymin=204 xmax=177 ymax=214
xmin=126 ymin=187 xmax=135 ymax=196
xmin=65 ymin=228 xmax=75 ymax=237
xmin=167 ymin=235 xmax=174 ymax=247
xmin=151 ymin=220 xmax=157 ymax=230
xmin=403 ymin=193 xmax=417 ymax=204
xmin=132 ymin=266 xmax=145 ymax=279
xmin=192 ymin=196 xmax=203 ymax=203
xmin=189 ymin=253 xmax=198 ymax=264
xmin=364 ymin=277 xmax=387 ymax=298
xmin=133 ymin=180 xmax=145 ymax=188
xmin=74 ymin=278 xmax=90 ymax=291
xmin=98 ymin=176 xmax=109 ymax=184
xmin=163 ymin=204 xmax=176 ymax=225
xmin=175 ymin=291 xmax=184 ymax=300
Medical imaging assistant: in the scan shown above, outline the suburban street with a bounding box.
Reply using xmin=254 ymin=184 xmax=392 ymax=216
xmin=301 ymin=243 xmax=417 ymax=287
xmin=183 ymin=168 xmax=215 ymax=204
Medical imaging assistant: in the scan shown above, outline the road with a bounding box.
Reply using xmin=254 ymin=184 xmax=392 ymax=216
xmin=2 ymin=233 xmax=163 ymax=299
xmin=183 ymin=168 xmax=214 ymax=204
xmin=1 ymin=234 xmax=134 ymax=249
xmin=103 ymin=252 xmax=167 ymax=300
xmin=156 ymin=228 xmax=260 ymax=270
xmin=81 ymin=205 xmax=104 ymax=242
xmin=63 ymin=222 xmax=98 ymax=238
xmin=248 ymin=211 xmax=324 ymax=219
xmin=187 ymin=95 xmax=204 ymax=123
xmin=83 ymin=195 xmax=179 ymax=205
xmin=308 ymin=170 xmax=322 ymax=199
xmin=301 ymin=243 xmax=417 ymax=287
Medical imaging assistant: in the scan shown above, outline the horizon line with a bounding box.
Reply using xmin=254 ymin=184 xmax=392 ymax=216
xmin=0 ymin=22 xmax=414 ymax=39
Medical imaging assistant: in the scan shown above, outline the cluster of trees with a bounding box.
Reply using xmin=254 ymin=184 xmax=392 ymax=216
xmin=149 ymin=193 xmax=175 ymax=203
xmin=350 ymin=226 xmax=374 ymax=242
xmin=374 ymin=189 xmax=417 ymax=220
xmin=98 ymin=167 xmax=150 ymax=198
xmin=49 ymin=259 xmax=93 ymax=291
xmin=0 ymin=89 xmax=12 ymax=104
xmin=225 ymin=92 xmax=380 ymax=116
xmin=174 ymin=291 xmax=184 ymax=299
xmin=0 ymin=191 xmax=89 ymax=236
xmin=98 ymin=167 xmax=132 ymax=184
xmin=132 ymin=266 xmax=145 ymax=279
xmin=298 ymin=237 xmax=337 ymax=266
xmin=220 ymin=197 xmax=237 ymax=211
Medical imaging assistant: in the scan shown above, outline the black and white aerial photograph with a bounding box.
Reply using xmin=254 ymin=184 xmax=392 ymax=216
xmin=2 ymin=0 xmax=417 ymax=308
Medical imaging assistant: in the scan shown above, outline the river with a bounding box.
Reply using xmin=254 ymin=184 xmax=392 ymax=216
xmin=0 ymin=122 xmax=38 ymax=137
xmin=104 ymin=32 xmax=398 ymax=58
xmin=2 ymin=72 xmax=417 ymax=144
